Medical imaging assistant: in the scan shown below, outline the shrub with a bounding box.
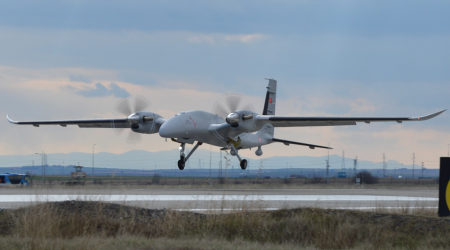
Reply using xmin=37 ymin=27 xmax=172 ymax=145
xmin=152 ymin=174 xmax=161 ymax=184
xmin=355 ymin=171 xmax=378 ymax=184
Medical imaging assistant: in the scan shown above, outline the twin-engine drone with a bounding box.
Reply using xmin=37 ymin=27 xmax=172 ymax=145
xmin=7 ymin=79 xmax=446 ymax=170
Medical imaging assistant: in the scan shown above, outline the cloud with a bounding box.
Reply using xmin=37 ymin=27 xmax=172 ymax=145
xmin=108 ymin=83 xmax=131 ymax=98
xmin=188 ymin=33 xmax=266 ymax=44
xmin=224 ymin=34 xmax=265 ymax=43
xmin=69 ymin=74 xmax=92 ymax=83
xmin=65 ymin=82 xmax=130 ymax=98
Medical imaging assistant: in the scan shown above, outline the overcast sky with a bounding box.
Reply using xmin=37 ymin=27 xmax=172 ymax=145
xmin=0 ymin=0 xmax=449 ymax=168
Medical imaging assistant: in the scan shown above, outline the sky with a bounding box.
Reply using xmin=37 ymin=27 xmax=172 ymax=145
xmin=0 ymin=0 xmax=449 ymax=169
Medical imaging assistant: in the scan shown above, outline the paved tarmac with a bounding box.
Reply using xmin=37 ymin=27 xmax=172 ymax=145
xmin=0 ymin=188 xmax=439 ymax=211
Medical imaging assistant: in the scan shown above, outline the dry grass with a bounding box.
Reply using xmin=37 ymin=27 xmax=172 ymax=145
xmin=1 ymin=200 xmax=450 ymax=250
xmin=0 ymin=236 xmax=322 ymax=250
xmin=373 ymin=200 xmax=438 ymax=217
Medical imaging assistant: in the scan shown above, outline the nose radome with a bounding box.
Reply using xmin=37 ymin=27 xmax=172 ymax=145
xmin=159 ymin=116 xmax=185 ymax=138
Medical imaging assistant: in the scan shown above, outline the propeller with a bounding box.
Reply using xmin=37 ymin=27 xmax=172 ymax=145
xmin=212 ymin=94 xmax=254 ymax=119
xmin=211 ymin=94 xmax=255 ymax=141
xmin=114 ymin=96 xmax=151 ymax=143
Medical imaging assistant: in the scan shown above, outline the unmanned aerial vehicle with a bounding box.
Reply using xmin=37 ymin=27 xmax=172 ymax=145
xmin=7 ymin=79 xmax=446 ymax=170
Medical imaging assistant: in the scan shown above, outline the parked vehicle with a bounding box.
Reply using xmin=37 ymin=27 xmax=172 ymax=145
xmin=0 ymin=173 xmax=30 ymax=186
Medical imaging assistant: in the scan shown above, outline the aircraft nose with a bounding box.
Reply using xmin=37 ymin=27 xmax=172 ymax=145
xmin=159 ymin=116 xmax=185 ymax=138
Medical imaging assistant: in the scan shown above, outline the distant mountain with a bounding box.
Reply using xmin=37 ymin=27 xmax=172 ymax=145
xmin=0 ymin=149 xmax=422 ymax=171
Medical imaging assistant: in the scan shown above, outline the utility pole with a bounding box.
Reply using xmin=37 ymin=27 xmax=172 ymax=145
xmin=421 ymin=162 xmax=424 ymax=178
xmin=353 ymin=157 xmax=358 ymax=177
xmin=412 ymin=153 xmax=415 ymax=179
xmin=209 ymin=147 xmax=212 ymax=185
xmin=326 ymin=144 xmax=330 ymax=183
xmin=44 ymin=154 xmax=47 ymax=183
xmin=383 ymin=153 xmax=386 ymax=178
xmin=92 ymin=144 xmax=96 ymax=184
xmin=36 ymin=152 xmax=44 ymax=185
xmin=341 ymin=151 xmax=345 ymax=169
xmin=286 ymin=162 xmax=289 ymax=178
xmin=219 ymin=151 xmax=222 ymax=180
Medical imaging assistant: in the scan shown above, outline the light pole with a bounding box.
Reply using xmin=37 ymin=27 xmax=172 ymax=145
xmin=35 ymin=152 xmax=44 ymax=185
xmin=92 ymin=144 xmax=96 ymax=184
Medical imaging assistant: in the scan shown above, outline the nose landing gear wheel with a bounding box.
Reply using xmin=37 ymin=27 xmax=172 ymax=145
xmin=240 ymin=159 xmax=248 ymax=170
xmin=178 ymin=156 xmax=185 ymax=170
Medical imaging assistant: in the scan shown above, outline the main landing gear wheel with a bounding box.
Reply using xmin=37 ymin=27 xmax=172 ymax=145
xmin=178 ymin=156 xmax=185 ymax=170
xmin=240 ymin=159 xmax=248 ymax=170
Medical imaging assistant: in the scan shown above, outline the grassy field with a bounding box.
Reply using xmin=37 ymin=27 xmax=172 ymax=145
xmin=1 ymin=200 xmax=449 ymax=250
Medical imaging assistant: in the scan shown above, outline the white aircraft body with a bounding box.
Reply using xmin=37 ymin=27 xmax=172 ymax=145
xmin=7 ymin=79 xmax=446 ymax=170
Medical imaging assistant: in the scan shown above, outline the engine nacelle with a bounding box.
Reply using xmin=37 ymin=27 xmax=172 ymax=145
xmin=128 ymin=111 xmax=164 ymax=134
xmin=225 ymin=110 xmax=263 ymax=138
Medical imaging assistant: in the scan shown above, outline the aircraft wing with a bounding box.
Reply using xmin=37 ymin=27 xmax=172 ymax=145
xmin=256 ymin=109 xmax=446 ymax=127
xmin=6 ymin=115 xmax=131 ymax=128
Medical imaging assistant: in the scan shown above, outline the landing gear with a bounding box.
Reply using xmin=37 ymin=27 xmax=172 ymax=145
xmin=177 ymin=141 xmax=203 ymax=170
xmin=230 ymin=145 xmax=248 ymax=170
xmin=240 ymin=159 xmax=248 ymax=170
xmin=178 ymin=156 xmax=185 ymax=170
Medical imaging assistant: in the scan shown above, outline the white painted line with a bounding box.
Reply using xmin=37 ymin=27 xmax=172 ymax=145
xmin=0 ymin=195 xmax=438 ymax=202
xmin=175 ymin=207 xmax=439 ymax=212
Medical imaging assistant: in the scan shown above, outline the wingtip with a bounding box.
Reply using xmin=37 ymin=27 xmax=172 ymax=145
xmin=413 ymin=109 xmax=447 ymax=121
xmin=6 ymin=114 xmax=17 ymax=124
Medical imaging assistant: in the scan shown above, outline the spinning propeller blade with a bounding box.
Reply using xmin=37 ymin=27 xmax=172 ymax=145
xmin=114 ymin=96 xmax=151 ymax=143
xmin=212 ymin=94 xmax=254 ymax=119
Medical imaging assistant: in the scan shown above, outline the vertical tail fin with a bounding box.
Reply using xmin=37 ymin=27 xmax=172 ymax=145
xmin=262 ymin=79 xmax=277 ymax=115
xmin=259 ymin=79 xmax=277 ymax=136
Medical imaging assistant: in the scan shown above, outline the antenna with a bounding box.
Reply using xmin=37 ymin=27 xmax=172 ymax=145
xmin=412 ymin=153 xmax=415 ymax=179
xmin=341 ymin=151 xmax=345 ymax=169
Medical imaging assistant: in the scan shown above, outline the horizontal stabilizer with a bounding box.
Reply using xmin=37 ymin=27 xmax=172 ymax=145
xmin=272 ymin=138 xmax=332 ymax=150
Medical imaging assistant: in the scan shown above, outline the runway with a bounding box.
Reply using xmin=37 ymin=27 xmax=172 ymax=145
xmin=0 ymin=188 xmax=439 ymax=211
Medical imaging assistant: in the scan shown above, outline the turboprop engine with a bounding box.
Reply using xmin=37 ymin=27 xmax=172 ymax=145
xmin=224 ymin=110 xmax=263 ymax=136
xmin=208 ymin=110 xmax=265 ymax=141
xmin=127 ymin=111 xmax=164 ymax=134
